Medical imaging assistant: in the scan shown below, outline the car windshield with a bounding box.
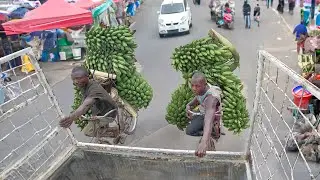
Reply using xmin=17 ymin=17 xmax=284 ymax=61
xmin=161 ymin=3 xmax=184 ymax=14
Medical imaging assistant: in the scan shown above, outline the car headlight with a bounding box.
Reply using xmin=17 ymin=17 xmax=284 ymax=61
xmin=158 ymin=19 xmax=164 ymax=24
xmin=181 ymin=16 xmax=187 ymax=23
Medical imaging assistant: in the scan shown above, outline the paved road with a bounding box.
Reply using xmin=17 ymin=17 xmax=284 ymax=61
xmin=122 ymin=0 xmax=298 ymax=150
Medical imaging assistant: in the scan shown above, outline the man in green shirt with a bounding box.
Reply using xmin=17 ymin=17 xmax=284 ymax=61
xmin=59 ymin=66 xmax=119 ymax=138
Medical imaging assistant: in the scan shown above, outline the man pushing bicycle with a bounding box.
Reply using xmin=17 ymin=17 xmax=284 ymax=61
xmin=59 ymin=66 xmax=120 ymax=139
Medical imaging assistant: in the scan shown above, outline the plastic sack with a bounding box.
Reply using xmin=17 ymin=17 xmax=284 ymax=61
xmin=41 ymin=48 xmax=59 ymax=62
xmin=42 ymin=31 xmax=58 ymax=50
xmin=96 ymin=9 xmax=110 ymax=26
xmin=21 ymin=55 xmax=35 ymax=73
xmin=0 ymin=75 xmax=22 ymax=103
xmin=8 ymin=7 xmax=29 ymax=19
xmin=223 ymin=13 xmax=232 ymax=23
xmin=108 ymin=6 xmax=119 ymax=26
xmin=59 ymin=46 xmax=73 ymax=60
xmin=4 ymin=83 xmax=21 ymax=100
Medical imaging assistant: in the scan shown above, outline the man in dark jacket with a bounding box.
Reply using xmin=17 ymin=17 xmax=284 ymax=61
xmin=59 ymin=66 xmax=120 ymax=139
xmin=277 ymin=0 xmax=285 ymax=14
xmin=243 ymin=0 xmax=251 ymax=28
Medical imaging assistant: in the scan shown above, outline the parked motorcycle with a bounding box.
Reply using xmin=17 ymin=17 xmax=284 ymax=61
xmin=217 ymin=12 xmax=234 ymax=29
xmin=210 ymin=0 xmax=235 ymax=30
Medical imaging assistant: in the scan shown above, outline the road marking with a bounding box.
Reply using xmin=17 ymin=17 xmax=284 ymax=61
xmin=264 ymin=46 xmax=296 ymax=52
xmin=271 ymin=8 xmax=294 ymax=33
xmin=263 ymin=76 xmax=277 ymax=81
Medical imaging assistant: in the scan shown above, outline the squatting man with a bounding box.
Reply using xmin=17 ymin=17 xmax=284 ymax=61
xmin=59 ymin=66 xmax=125 ymax=143
xmin=186 ymin=72 xmax=223 ymax=157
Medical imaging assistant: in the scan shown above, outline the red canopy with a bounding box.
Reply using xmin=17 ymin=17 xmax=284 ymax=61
xmin=2 ymin=0 xmax=93 ymax=35
xmin=74 ymin=0 xmax=104 ymax=9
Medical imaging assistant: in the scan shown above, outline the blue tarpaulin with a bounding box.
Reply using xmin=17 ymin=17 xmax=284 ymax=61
xmin=8 ymin=7 xmax=29 ymax=19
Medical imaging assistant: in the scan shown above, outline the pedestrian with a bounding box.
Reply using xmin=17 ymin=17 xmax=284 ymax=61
xmin=59 ymin=66 xmax=122 ymax=141
xmin=115 ymin=0 xmax=126 ymax=25
xmin=193 ymin=0 xmax=200 ymax=5
xmin=253 ymin=4 xmax=261 ymax=27
xmin=243 ymin=0 xmax=251 ymax=29
xmin=288 ymin=0 xmax=295 ymax=15
xmin=185 ymin=72 xmax=222 ymax=157
xmin=277 ymin=0 xmax=285 ymax=14
xmin=267 ymin=0 xmax=273 ymax=8
xmin=316 ymin=7 xmax=320 ymax=28
xmin=293 ymin=21 xmax=308 ymax=54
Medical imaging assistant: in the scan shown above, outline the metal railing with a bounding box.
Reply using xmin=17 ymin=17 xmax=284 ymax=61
xmin=0 ymin=48 xmax=75 ymax=180
xmin=248 ymin=50 xmax=320 ymax=180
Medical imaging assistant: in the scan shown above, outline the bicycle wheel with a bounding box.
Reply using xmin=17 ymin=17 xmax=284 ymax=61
xmin=119 ymin=106 xmax=138 ymax=135
xmin=110 ymin=88 xmax=138 ymax=135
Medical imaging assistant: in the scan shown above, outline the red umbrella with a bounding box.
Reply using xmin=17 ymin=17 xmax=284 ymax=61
xmin=2 ymin=0 xmax=93 ymax=35
xmin=74 ymin=0 xmax=104 ymax=9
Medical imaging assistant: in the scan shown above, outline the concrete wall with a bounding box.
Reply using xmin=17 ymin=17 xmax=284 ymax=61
xmin=49 ymin=149 xmax=248 ymax=180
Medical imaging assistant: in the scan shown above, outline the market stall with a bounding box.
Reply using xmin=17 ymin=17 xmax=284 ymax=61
xmin=298 ymin=30 xmax=320 ymax=76
xmin=1 ymin=0 xmax=93 ymax=62
xmin=2 ymin=0 xmax=93 ymax=35
xmin=68 ymin=0 xmax=122 ymax=51
xmin=0 ymin=10 xmax=8 ymax=21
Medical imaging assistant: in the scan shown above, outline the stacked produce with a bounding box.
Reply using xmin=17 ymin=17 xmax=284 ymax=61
xmin=72 ymin=25 xmax=153 ymax=130
xmin=166 ymin=84 xmax=194 ymax=130
xmin=165 ymin=29 xmax=249 ymax=134
xmin=309 ymin=30 xmax=320 ymax=37
xmin=72 ymin=87 xmax=93 ymax=129
xmin=116 ymin=71 xmax=153 ymax=109
xmin=298 ymin=54 xmax=314 ymax=75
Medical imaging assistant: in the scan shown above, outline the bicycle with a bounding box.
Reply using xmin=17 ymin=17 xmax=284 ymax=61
xmin=80 ymin=69 xmax=138 ymax=145
xmin=187 ymin=109 xmax=225 ymax=140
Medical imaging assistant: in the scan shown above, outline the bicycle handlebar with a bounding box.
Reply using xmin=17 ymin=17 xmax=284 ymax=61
xmin=188 ymin=110 xmax=202 ymax=116
xmin=80 ymin=109 xmax=117 ymax=121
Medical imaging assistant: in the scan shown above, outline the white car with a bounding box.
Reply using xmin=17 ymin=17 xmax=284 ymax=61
xmin=157 ymin=0 xmax=192 ymax=38
xmin=12 ymin=0 xmax=41 ymax=8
